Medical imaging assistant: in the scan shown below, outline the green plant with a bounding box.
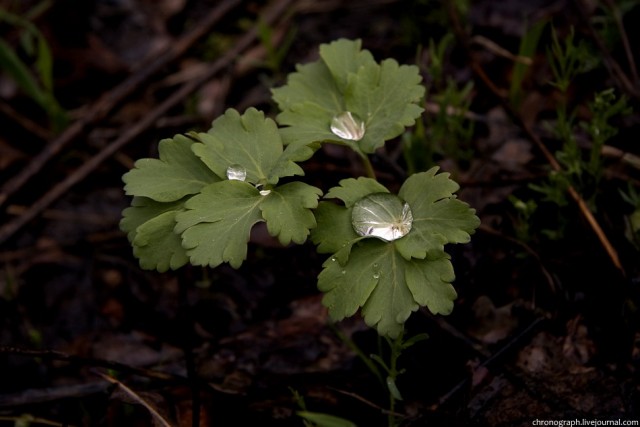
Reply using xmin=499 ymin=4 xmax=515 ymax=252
xmin=403 ymin=33 xmax=475 ymax=173
xmin=509 ymin=19 xmax=547 ymax=107
xmin=120 ymin=38 xmax=480 ymax=424
xmin=0 ymin=3 xmax=67 ymax=131
xmin=291 ymin=388 xmax=357 ymax=427
xmin=525 ymin=25 xmax=630 ymax=244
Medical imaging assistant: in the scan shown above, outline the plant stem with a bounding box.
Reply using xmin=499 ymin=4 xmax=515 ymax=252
xmin=358 ymin=150 xmax=377 ymax=180
xmin=330 ymin=324 xmax=385 ymax=384
xmin=386 ymin=333 xmax=405 ymax=427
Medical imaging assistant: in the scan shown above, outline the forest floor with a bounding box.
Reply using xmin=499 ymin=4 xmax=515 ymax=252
xmin=0 ymin=0 xmax=639 ymax=426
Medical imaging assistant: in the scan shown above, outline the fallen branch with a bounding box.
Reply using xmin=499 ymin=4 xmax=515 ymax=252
xmin=0 ymin=0 xmax=295 ymax=245
xmin=0 ymin=0 xmax=242 ymax=208
xmin=97 ymin=372 xmax=172 ymax=427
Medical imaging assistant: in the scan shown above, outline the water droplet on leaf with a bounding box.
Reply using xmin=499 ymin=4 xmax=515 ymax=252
xmin=226 ymin=164 xmax=246 ymax=181
xmin=330 ymin=111 xmax=365 ymax=141
xmin=373 ymin=272 xmax=380 ymax=279
xmin=351 ymin=193 xmax=413 ymax=241
xmin=255 ymin=184 xmax=271 ymax=196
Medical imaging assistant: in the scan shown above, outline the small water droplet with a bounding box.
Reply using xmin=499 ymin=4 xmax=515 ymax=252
xmin=341 ymin=270 xmax=346 ymax=275
xmin=373 ymin=272 xmax=380 ymax=279
xmin=373 ymin=263 xmax=379 ymax=269
xmin=254 ymin=183 xmax=271 ymax=196
xmin=331 ymin=257 xmax=336 ymax=262
xmin=330 ymin=111 xmax=365 ymax=141
xmin=351 ymin=193 xmax=413 ymax=241
xmin=226 ymin=164 xmax=246 ymax=181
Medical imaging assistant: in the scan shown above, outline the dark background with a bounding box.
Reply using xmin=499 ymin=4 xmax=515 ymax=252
xmin=0 ymin=0 xmax=639 ymax=425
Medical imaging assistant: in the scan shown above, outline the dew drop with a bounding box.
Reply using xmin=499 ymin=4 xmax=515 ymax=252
xmin=226 ymin=164 xmax=247 ymax=181
xmin=351 ymin=193 xmax=413 ymax=242
xmin=373 ymin=272 xmax=380 ymax=279
xmin=254 ymin=183 xmax=271 ymax=196
xmin=330 ymin=257 xmax=336 ymax=262
xmin=330 ymin=111 xmax=365 ymax=141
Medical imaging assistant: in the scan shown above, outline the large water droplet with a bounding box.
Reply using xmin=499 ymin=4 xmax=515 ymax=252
xmin=226 ymin=164 xmax=246 ymax=181
xmin=330 ymin=111 xmax=365 ymax=141
xmin=351 ymin=193 xmax=413 ymax=241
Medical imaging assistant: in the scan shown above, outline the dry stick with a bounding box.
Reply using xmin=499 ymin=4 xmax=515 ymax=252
xmin=0 ymin=382 xmax=110 ymax=409
xmin=0 ymin=0 xmax=242 ymax=208
xmin=96 ymin=372 xmax=173 ymax=427
xmin=0 ymin=99 xmax=51 ymax=140
xmin=0 ymin=346 xmax=185 ymax=383
xmin=521 ymin=120 xmax=625 ymax=275
xmin=603 ymin=0 xmax=638 ymax=82
xmin=573 ymin=0 xmax=639 ymax=99
xmin=432 ymin=316 xmax=546 ymax=410
xmin=0 ymin=0 xmax=293 ymax=246
xmin=446 ymin=4 xmax=625 ymax=276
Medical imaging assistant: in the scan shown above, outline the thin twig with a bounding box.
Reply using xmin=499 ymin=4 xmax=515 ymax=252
xmin=0 ymin=0 xmax=243 ymax=208
xmin=478 ymin=224 xmax=558 ymax=297
xmin=431 ymin=317 xmax=546 ymax=409
xmin=573 ymin=0 xmax=639 ymax=98
xmin=602 ymin=0 xmax=638 ymax=82
xmin=0 ymin=99 xmax=51 ymax=140
xmin=96 ymin=372 xmax=173 ymax=427
xmin=0 ymin=346 xmax=184 ymax=382
xmin=0 ymin=0 xmax=294 ymax=245
xmin=328 ymin=387 xmax=406 ymax=418
xmin=521 ymin=120 xmax=625 ymax=275
xmin=470 ymin=35 xmax=533 ymax=65
xmin=0 ymin=415 xmax=73 ymax=427
xmin=0 ymin=382 xmax=110 ymax=408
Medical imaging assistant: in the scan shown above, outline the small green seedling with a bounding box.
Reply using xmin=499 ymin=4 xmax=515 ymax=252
xmin=121 ymin=38 xmax=479 ymax=341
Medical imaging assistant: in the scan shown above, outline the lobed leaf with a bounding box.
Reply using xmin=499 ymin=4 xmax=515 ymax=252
xmin=319 ymin=38 xmax=375 ymax=93
xmin=318 ymin=240 xmax=456 ymax=338
xmin=312 ymin=177 xmax=387 ymax=263
xmin=272 ymin=39 xmax=425 ymax=153
xmin=396 ymin=167 xmax=481 ymax=259
xmin=175 ymin=181 xmax=264 ymax=269
xmin=123 ymin=134 xmax=220 ymax=202
xmin=311 ymin=201 xmax=361 ymax=263
xmin=324 ymin=176 xmax=388 ymax=207
xmin=174 ymin=179 xmax=322 ymax=269
xmin=191 ymin=108 xmax=304 ymax=186
xmin=347 ymin=59 xmax=425 ymax=153
xmin=260 ymin=182 xmax=322 ymax=245
xmin=120 ymin=197 xmax=188 ymax=272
